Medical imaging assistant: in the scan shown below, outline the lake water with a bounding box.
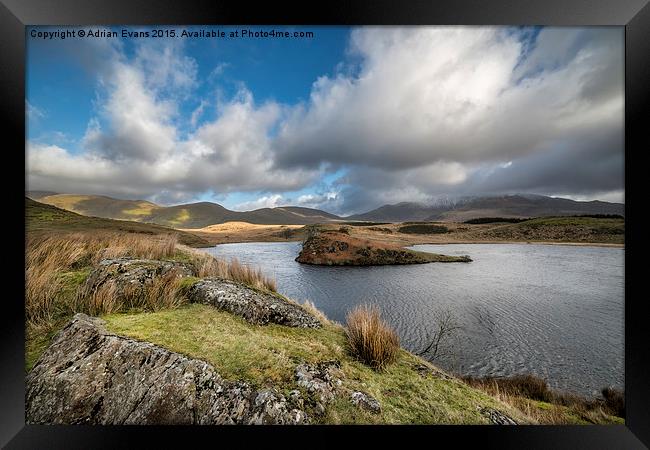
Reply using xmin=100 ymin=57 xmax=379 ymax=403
xmin=201 ymin=242 xmax=624 ymax=397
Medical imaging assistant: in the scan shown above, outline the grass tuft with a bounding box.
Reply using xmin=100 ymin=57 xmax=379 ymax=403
xmin=345 ymin=304 xmax=400 ymax=370
xmin=190 ymin=251 xmax=277 ymax=292
xmin=462 ymin=374 xmax=625 ymax=424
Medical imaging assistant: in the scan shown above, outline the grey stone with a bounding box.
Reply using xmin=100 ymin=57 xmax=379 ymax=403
xmin=351 ymin=391 xmax=381 ymax=414
xmin=80 ymin=257 xmax=196 ymax=300
xmin=480 ymin=407 xmax=518 ymax=425
xmin=188 ymin=278 xmax=321 ymax=328
xmin=288 ymin=389 xmax=304 ymax=409
xmin=294 ymin=360 xmax=344 ymax=408
xmin=26 ymin=314 xmax=308 ymax=425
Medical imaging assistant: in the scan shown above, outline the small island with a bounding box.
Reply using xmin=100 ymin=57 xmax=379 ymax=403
xmin=295 ymin=226 xmax=471 ymax=266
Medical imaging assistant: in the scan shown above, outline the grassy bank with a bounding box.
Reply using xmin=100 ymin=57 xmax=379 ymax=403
xmin=467 ymin=216 xmax=624 ymax=245
xmin=25 ymin=207 xmax=624 ymax=425
xmin=103 ymin=304 xmax=530 ymax=424
xmin=24 ymin=230 xmax=275 ymax=372
xmin=463 ymin=375 xmax=624 ymax=425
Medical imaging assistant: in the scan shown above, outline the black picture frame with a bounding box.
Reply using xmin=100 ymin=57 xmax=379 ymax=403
xmin=2 ymin=0 xmax=648 ymax=447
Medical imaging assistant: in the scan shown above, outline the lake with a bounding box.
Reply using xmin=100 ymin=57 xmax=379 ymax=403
xmin=201 ymin=242 xmax=624 ymax=397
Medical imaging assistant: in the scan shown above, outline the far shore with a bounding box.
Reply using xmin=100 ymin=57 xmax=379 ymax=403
xmin=180 ymin=220 xmax=624 ymax=249
xmin=408 ymin=240 xmax=625 ymax=248
xmin=196 ymin=237 xmax=624 ymax=249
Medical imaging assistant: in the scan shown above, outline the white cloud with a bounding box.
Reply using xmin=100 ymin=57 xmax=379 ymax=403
xmin=26 ymin=27 xmax=623 ymax=211
xmin=190 ymin=100 xmax=208 ymax=128
xmin=26 ymin=101 xmax=46 ymax=121
xmin=27 ymin=39 xmax=319 ymax=200
xmin=233 ymin=194 xmax=285 ymax=211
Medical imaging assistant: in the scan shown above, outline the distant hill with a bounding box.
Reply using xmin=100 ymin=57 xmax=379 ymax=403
xmin=28 ymin=193 xmax=344 ymax=228
xmin=348 ymin=194 xmax=624 ymax=223
xmin=25 ymin=198 xmax=210 ymax=247
xmin=347 ymin=202 xmax=447 ymax=222
xmin=28 ymin=192 xmax=624 ymax=227
xmin=26 ymin=190 xmax=58 ymax=200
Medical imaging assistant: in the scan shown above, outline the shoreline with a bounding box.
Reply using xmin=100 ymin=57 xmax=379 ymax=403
xmin=409 ymin=240 xmax=624 ymax=249
xmin=197 ymin=238 xmax=624 ymax=249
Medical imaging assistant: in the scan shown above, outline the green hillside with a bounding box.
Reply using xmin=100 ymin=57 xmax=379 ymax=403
xmin=26 ymin=197 xmax=210 ymax=247
xmin=32 ymin=193 xmax=342 ymax=228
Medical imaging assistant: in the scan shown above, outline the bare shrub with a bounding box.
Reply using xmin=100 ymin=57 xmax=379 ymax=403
xmin=346 ymin=304 xmax=400 ymax=370
xmin=417 ymin=308 xmax=462 ymax=361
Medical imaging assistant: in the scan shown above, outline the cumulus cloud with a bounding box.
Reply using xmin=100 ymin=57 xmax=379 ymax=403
xmin=26 ymin=27 xmax=624 ymax=213
xmin=27 ymin=38 xmax=318 ymax=203
xmin=275 ymin=26 xmax=624 ymax=213
xmin=233 ymin=194 xmax=286 ymax=211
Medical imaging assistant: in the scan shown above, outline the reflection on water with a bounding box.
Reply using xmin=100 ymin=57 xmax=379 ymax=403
xmin=202 ymin=242 xmax=624 ymax=397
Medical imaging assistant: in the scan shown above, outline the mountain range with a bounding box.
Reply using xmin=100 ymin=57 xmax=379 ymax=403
xmin=26 ymin=192 xmax=624 ymax=228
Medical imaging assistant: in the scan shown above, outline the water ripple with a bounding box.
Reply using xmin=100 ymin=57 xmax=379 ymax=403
xmin=202 ymin=242 xmax=624 ymax=397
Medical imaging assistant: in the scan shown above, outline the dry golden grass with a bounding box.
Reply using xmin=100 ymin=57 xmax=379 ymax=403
xmin=25 ymin=231 xmax=277 ymax=328
xmin=462 ymin=375 xmax=624 ymax=425
xmin=25 ymin=232 xmax=180 ymax=326
xmin=190 ymin=251 xmax=277 ymax=292
xmin=345 ymin=304 xmax=400 ymax=370
xmin=301 ymin=300 xmax=331 ymax=325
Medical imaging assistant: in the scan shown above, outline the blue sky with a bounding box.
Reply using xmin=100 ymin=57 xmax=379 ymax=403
xmin=27 ymin=26 xmax=350 ymax=152
xmin=26 ymin=26 xmax=624 ymax=214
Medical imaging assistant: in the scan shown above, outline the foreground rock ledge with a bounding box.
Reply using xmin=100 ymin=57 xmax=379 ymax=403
xmin=80 ymin=257 xmax=196 ymax=299
xmin=188 ymin=278 xmax=321 ymax=328
xmin=26 ymin=314 xmax=308 ymax=425
xmin=82 ymin=258 xmax=321 ymax=329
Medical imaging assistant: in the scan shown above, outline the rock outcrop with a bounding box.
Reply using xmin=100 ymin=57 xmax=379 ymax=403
xmin=80 ymin=257 xmax=196 ymax=299
xmin=294 ymin=361 xmax=381 ymax=415
xmin=295 ymin=360 xmax=344 ymax=411
xmin=26 ymin=314 xmax=308 ymax=425
xmin=480 ymin=407 xmax=518 ymax=425
xmin=350 ymin=391 xmax=381 ymax=413
xmin=296 ymin=229 xmax=471 ymax=266
xmin=188 ymin=278 xmax=321 ymax=328
xmin=81 ymin=257 xmax=321 ymax=328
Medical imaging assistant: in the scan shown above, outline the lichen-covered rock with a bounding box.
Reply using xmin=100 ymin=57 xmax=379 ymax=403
xmin=351 ymin=391 xmax=381 ymax=413
xmin=188 ymin=278 xmax=321 ymax=328
xmin=26 ymin=314 xmax=308 ymax=425
xmin=80 ymin=257 xmax=196 ymax=299
xmin=480 ymin=407 xmax=518 ymax=425
xmin=295 ymin=360 xmax=344 ymax=410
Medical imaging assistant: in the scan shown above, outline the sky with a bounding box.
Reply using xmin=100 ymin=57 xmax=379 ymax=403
xmin=26 ymin=26 xmax=624 ymax=215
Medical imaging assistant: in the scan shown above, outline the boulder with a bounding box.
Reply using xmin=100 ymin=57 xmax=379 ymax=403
xmin=295 ymin=360 xmax=344 ymax=413
xmin=188 ymin=278 xmax=321 ymax=328
xmin=80 ymin=257 xmax=196 ymax=299
xmin=480 ymin=407 xmax=518 ymax=425
xmin=350 ymin=391 xmax=381 ymax=414
xmin=26 ymin=314 xmax=308 ymax=425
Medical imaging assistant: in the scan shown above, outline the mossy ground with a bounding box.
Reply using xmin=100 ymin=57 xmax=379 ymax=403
xmin=102 ymin=304 xmax=531 ymax=424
